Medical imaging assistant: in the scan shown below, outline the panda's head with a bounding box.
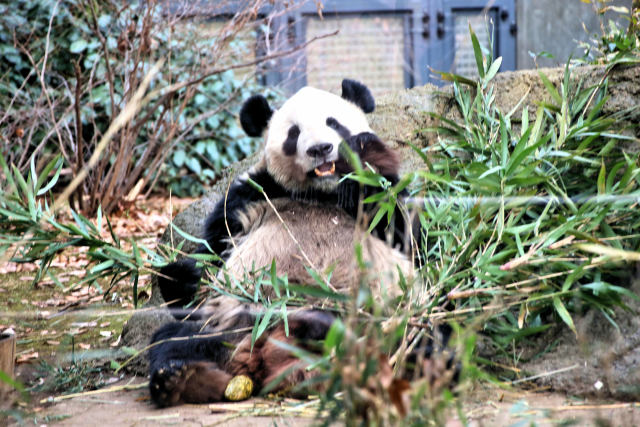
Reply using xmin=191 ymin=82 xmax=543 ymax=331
xmin=240 ymin=79 xmax=392 ymax=192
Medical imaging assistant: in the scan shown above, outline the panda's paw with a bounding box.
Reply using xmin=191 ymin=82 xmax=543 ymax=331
xmin=150 ymin=360 xmax=234 ymax=406
xmin=149 ymin=360 xmax=190 ymax=407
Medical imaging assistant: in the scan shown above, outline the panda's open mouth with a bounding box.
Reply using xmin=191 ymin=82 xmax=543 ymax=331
xmin=314 ymin=161 xmax=336 ymax=177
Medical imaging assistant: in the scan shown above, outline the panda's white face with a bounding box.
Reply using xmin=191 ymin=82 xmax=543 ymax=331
xmin=264 ymin=87 xmax=373 ymax=191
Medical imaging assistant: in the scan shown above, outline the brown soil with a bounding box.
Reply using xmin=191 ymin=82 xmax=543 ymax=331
xmin=3 ymin=195 xmax=640 ymax=426
xmin=4 ymin=378 xmax=639 ymax=426
xmin=25 ymin=377 xmax=316 ymax=426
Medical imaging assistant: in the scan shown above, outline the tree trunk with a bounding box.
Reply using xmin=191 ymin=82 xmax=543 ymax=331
xmin=0 ymin=333 xmax=16 ymax=395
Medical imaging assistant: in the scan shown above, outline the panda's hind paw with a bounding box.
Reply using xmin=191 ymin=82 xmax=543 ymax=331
xmin=149 ymin=360 xmax=190 ymax=407
xmin=150 ymin=360 xmax=235 ymax=406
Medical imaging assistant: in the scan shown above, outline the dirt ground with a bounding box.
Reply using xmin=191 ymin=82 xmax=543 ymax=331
xmin=3 ymin=377 xmax=638 ymax=426
xmin=2 ymin=196 xmax=640 ymax=426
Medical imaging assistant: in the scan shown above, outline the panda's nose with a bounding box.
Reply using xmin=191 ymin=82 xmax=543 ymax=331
xmin=306 ymin=143 xmax=333 ymax=158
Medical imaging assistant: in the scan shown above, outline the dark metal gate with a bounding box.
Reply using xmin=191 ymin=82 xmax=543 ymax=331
xmin=179 ymin=0 xmax=517 ymax=94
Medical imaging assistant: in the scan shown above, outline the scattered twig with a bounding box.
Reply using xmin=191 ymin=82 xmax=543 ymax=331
xmin=510 ymin=364 xmax=580 ymax=385
xmin=39 ymin=381 xmax=148 ymax=404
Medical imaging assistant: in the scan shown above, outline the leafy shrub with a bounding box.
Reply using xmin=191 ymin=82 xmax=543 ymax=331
xmin=421 ymin=28 xmax=640 ymax=346
xmin=0 ymin=152 xmax=166 ymax=307
xmin=577 ymin=1 xmax=640 ymax=65
xmin=0 ymin=0 xmax=280 ymax=213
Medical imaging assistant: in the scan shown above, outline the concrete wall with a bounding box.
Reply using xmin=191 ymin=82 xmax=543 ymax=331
xmin=516 ymin=0 xmax=632 ymax=69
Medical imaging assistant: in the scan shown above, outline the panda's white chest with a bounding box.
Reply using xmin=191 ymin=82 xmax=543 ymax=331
xmin=220 ymin=199 xmax=413 ymax=298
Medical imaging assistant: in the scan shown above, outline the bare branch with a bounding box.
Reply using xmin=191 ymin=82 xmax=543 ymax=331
xmin=144 ymin=29 xmax=339 ymax=103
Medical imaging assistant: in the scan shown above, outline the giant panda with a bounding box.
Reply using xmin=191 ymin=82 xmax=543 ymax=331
xmin=149 ymin=80 xmax=421 ymax=407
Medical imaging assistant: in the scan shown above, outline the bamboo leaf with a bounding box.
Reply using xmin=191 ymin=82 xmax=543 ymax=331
xmin=323 ymin=318 xmax=345 ymax=353
xmin=251 ymin=304 xmax=276 ymax=352
xmin=0 ymin=153 xmax=17 ymax=193
xmin=597 ymin=160 xmax=606 ymax=195
xmin=552 ymin=296 xmax=576 ymax=336
xmin=432 ymin=70 xmax=477 ymax=86
xmin=469 ymin=23 xmax=485 ymax=78
xmin=304 ymin=266 xmax=331 ymax=292
xmin=287 ymin=284 xmax=348 ymax=301
xmin=484 ymin=56 xmax=502 ymax=83
xmin=12 ymin=164 xmax=30 ymax=200
xmin=170 ymin=222 xmax=213 ymax=253
xmin=281 ymin=304 xmax=288 ymax=336
xmin=89 ymin=259 xmax=115 ymax=274
xmin=35 ymin=155 xmax=62 ymax=195
xmin=538 ymin=71 xmax=562 ymax=106
xmin=270 ymin=259 xmax=281 ymax=298
xmin=367 ymin=207 xmax=388 ymax=233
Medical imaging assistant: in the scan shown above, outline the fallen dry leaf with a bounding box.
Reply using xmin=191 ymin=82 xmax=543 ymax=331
xmin=377 ymin=354 xmax=411 ymax=417
xmin=388 ymin=378 xmax=411 ymax=418
xmin=16 ymin=351 xmax=39 ymax=364
xmin=72 ymin=321 xmax=97 ymax=328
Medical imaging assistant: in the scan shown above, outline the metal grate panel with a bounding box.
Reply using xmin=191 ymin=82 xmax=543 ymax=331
xmin=453 ymin=13 xmax=491 ymax=77
xmin=305 ymin=14 xmax=406 ymax=97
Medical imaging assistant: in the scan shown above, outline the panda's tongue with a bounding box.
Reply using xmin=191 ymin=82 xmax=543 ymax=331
xmin=314 ymin=161 xmax=336 ymax=177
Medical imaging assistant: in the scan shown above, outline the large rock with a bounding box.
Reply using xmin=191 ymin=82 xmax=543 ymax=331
xmin=123 ymin=63 xmax=640 ymax=382
xmin=514 ymin=276 xmax=640 ymax=400
xmin=156 ymin=63 xmax=640 ymax=257
xmin=119 ymin=308 xmax=175 ymax=375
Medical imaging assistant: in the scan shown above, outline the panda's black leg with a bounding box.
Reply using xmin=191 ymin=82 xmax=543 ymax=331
xmin=228 ymin=310 xmax=335 ymax=395
xmin=148 ymin=321 xmax=237 ymax=406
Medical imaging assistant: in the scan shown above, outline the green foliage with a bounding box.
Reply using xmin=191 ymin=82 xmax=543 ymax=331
xmin=0 ymin=152 xmax=166 ymax=304
xmin=417 ymin=31 xmax=640 ymax=348
xmin=31 ymin=360 xmax=106 ymax=394
xmin=0 ymin=0 xmax=274 ymax=210
xmin=576 ymin=1 xmax=640 ymax=66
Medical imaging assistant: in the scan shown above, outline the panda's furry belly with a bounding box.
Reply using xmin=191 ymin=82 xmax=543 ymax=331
xmin=222 ymin=198 xmax=413 ymax=298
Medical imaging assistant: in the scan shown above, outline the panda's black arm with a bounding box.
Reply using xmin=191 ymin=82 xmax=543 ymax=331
xmin=359 ymin=178 xmax=412 ymax=253
xmin=347 ymin=132 xmax=411 ymax=252
xmin=158 ymin=170 xmax=290 ymax=311
xmin=201 ymin=169 xmax=290 ymax=256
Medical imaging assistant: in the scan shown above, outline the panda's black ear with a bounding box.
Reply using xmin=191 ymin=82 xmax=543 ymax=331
xmin=240 ymin=95 xmax=273 ymax=137
xmin=341 ymin=79 xmax=375 ymax=113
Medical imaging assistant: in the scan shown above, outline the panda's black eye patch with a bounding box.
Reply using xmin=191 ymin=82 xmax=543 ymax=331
xmin=283 ymin=124 xmax=300 ymax=156
xmin=326 ymin=117 xmax=351 ymax=141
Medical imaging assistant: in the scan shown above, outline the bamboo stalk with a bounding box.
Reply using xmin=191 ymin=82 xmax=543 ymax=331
xmin=39 ymin=381 xmax=148 ymax=404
